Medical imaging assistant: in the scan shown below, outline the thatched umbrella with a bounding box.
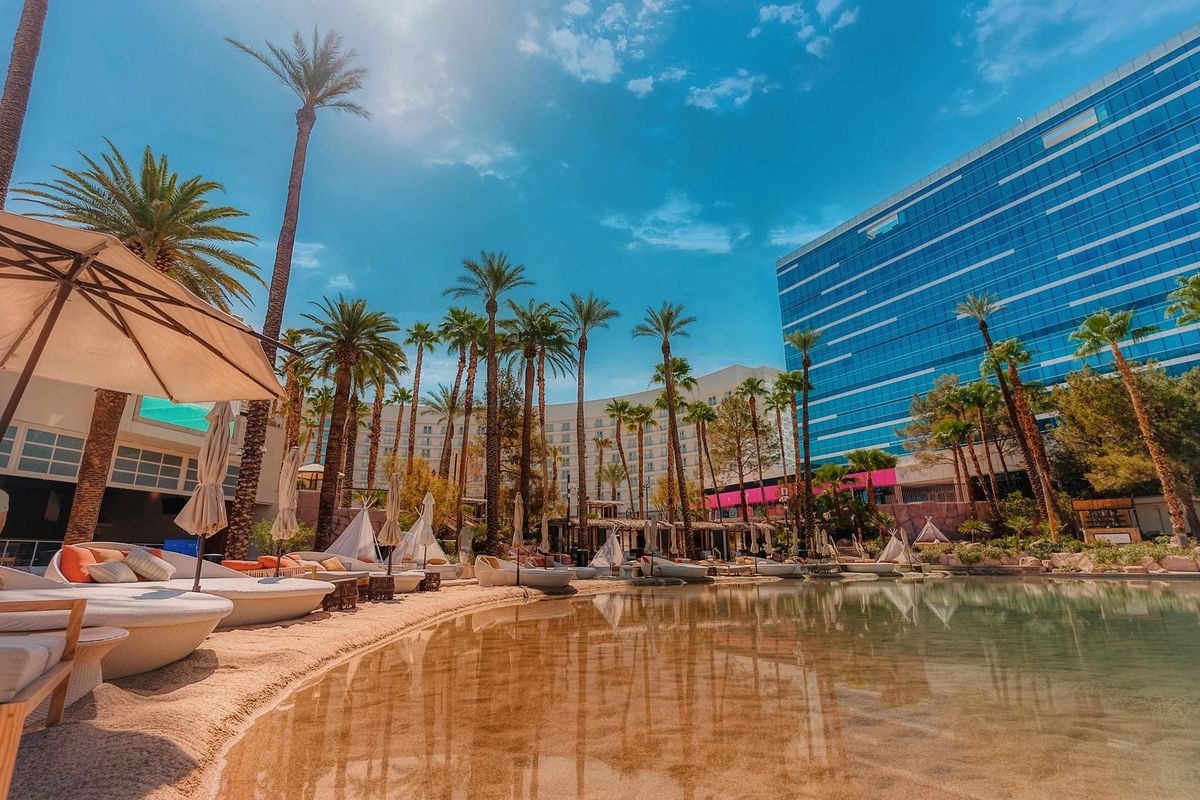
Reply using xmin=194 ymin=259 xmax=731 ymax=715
xmin=174 ymin=401 xmax=233 ymax=591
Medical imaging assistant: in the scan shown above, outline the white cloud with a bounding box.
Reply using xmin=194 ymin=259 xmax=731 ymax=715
xmin=602 ymin=193 xmax=748 ymax=253
xmin=519 ymin=1 xmax=678 ymax=83
xmin=832 ymin=7 xmax=859 ymax=30
xmin=967 ymin=0 xmax=1196 ymax=85
xmin=291 ymin=241 xmax=325 ymax=271
xmin=685 ymin=69 xmax=770 ymax=111
xmin=326 ymin=273 xmax=356 ymax=291
xmin=430 ymin=141 xmax=520 ymax=179
xmin=750 ymin=3 xmax=807 ymax=37
xmin=804 ymin=36 xmax=831 ymax=57
xmin=768 ymin=210 xmax=847 ymax=247
xmin=816 ymin=0 xmax=843 ymax=21
xmin=626 ymin=65 xmax=687 ymax=97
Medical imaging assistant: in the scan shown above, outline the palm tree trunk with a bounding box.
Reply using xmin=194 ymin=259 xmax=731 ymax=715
xmin=537 ymin=351 xmax=551 ymax=527
xmin=976 ymin=410 xmax=1002 ymax=503
xmin=0 ymin=0 xmax=47 ymax=207
xmin=314 ymin=409 xmax=328 ymax=463
xmin=703 ymin=422 xmax=723 ymax=527
xmin=1112 ymin=346 xmax=1189 ymax=541
xmin=64 ymin=389 xmax=128 ymax=545
xmin=695 ymin=422 xmax=707 ymax=519
xmin=283 ymin=367 xmax=302 ymax=450
xmin=366 ymin=389 xmax=384 ymax=491
xmin=662 ymin=346 xmax=692 ymax=546
xmin=614 ymin=418 xmax=634 ymax=516
xmin=801 ymin=360 xmax=814 ymax=546
xmin=574 ymin=338 xmax=588 ymax=543
xmin=948 ymin=443 xmax=964 ymax=504
xmin=980 ymin=321 xmax=1044 ymax=522
xmin=1007 ymin=364 xmax=1059 ymax=539
xmin=341 ymin=395 xmax=360 ymax=507
xmin=225 ymin=106 xmax=317 ymax=558
xmin=484 ymin=300 xmax=501 ymax=552
xmin=406 ymin=343 xmax=425 ymax=474
xmin=664 ymin=435 xmax=676 ymax=523
xmin=440 ymin=347 xmax=467 ymax=479
xmin=317 ymin=364 xmax=352 ymax=549
xmin=595 ymin=444 xmax=604 ymax=500
xmin=965 ymin=435 xmax=1000 ymax=519
xmin=518 ymin=349 xmax=535 ymax=509
xmin=636 ymin=425 xmax=646 ymax=518
xmin=456 ymin=343 xmax=479 ymax=532
xmin=736 ymin=436 xmax=750 ymax=524
xmin=749 ymin=401 xmax=766 ymax=506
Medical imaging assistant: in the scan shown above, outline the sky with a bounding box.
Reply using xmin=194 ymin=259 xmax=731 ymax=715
xmin=3 ymin=0 xmax=1198 ymax=403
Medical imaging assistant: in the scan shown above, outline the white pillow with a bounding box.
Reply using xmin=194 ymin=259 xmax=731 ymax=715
xmin=86 ymin=560 xmax=139 ymax=583
xmin=122 ymin=546 xmax=176 ymax=581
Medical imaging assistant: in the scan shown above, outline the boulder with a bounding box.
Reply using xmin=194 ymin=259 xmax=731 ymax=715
xmin=1001 ymin=556 xmax=1020 ymax=566
xmin=1050 ymin=552 xmax=1083 ymax=568
xmin=1020 ymin=557 xmax=1042 ymax=568
xmin=1139 ymin=555 xmax=1159 ymax=569
xmin=1121 ymin=565 xmax=1148 ymax=574
xmin=1161 ymin=555 xmax=1198 ymax=572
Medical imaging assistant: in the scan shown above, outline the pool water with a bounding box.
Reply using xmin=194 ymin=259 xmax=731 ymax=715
xmin=216 ymin=579 xmax=1200 ymax=799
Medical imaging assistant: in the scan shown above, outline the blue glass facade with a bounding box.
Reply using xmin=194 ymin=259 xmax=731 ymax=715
xmin=776 ymin=26 xmax=1200 ymax=464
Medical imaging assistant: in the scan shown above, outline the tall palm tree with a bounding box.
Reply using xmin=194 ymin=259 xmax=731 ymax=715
xmin=633 ymin=302 xmax=696 ymax=543
xmin=445 ymin=252 xmax=531 ymax=550
xmin=385 ymin=385 xmax=412 ymax=476
xmin=682 ymin=402 xmax=711 ymax=520
xmin=952 ymin=382 xmax=1003 ymax=513
xmin=299 ymin=296 xmax=402 ymax=547
xmin=365 ymin=354 xmax=406 ymax=491
xmin=309 ymin=384 xmax=335 ymax=461
xmin=932 ymin=419 xmax=974 ymax=506
xmin=225 ymin=28 xmax=368 ymax=551
xmin=436 ymin=308 xmax=482 ymax=479
xmin=940 ymin=387 xmax=998 ymax=518
xmin=845 ymin=448 xmax=898 ymax=521
xmin=0 ymin=0 xmax=48 ymax=206
xmin=533 ymin=314 xmax=573 ymax=524
xmin=986 ymin=339 xmax=1059 ymax=538
xmin=773 ymin=371 xmax=805 ymax=535
xmin=599 ymin=462 xmax=627 ymax=502
xmin=21 ymin=143 xmax=261 ymax=547
xmin=764 ymin=386 xmax=792 ymax=533
xmin=783 ymin=329 xmax=820 ymax=548
xmin=1071 ymin=309 xmax=1189 ymax=543
xmin=340 ymin=394 xmax=368 ymax=507
xmin=956 ymin=293 xmax=1044 ymax=518
xmin=423 ymin=385 xmax=459 ymax=479
xmin=627 ymin=404 xmax=656 ymax=518
xmin=403 ymin=322 xmax=438 ymax=474
xmin=278 ymin=328 xmax=312 ymax=451
xmin=650 ymin=357 xmax=696 ymax=519
xmin=688 ymin=401 xmax=721 ymax=524
xmin=560 ymin=293 xmax=619 ymax=538
xmin=455 ymin=319 xmax=487 ymax=528
xmin=605 ymin=399 xmax=637 ymax=513
xmin=736 ymin=376 xmax=769 ymax=508
xmin=591 ymin=433 xmax=613 ymax=499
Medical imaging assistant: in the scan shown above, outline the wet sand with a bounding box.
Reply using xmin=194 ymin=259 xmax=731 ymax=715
xmin=9 ymin=579 xmax=640 ymax=800
xmin=216 ymin=579 xmax=1200 ymax=800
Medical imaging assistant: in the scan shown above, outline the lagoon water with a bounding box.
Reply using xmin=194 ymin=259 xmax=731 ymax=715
xmin=216 ymin=579 xmax=1200 ymax=799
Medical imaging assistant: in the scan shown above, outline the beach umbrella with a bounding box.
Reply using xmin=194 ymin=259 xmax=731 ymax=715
xmin=0 ymin=212 xmax=282 ymax=435
xmin=174 ymin=401 xmax=233 ymax=592
xmin=644 ymin=518 xmax=658 ymax=556
xmin=762 ymin=524 xmax=774 ymax=556
xmin=512 ymin=492 xmax=525 ymax=551
xmin=539 ymin=515 xmax=551 ymax=555
xmin=269 ymin=446 xmax=301 ymax=576
xmin=377 ymin=472 xmax=404 ymax=574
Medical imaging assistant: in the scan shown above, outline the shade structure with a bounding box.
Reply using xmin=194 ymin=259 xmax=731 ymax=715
xmin=327 ymin=506 xmax=381 ymax=563
xmin=589 ymin=528 xmax=624 ymax=571
xmin=377 ymin=473 xmax=405 ymax=574
xmin=512 ymin=493 xmax=524 ymax=551
xmin=643 ymin=519 xmax=658 ymax=556
xmin=269 ymin=446 xmax=301 ymax=575
xmin=878 ymin=528 xmax=921 ymax=564
xmin=398 ymin=492 xmax=442 ymax=565
xmin=174 ymin=401 xmax=233 ymax=591
xmin=913 ymin=516 xmax=951 ymax=544
xmin=0 ymin=211 xmax=283 ymax=434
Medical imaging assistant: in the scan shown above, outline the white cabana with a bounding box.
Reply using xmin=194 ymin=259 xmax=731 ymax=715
xmin=327 ymin=506 xmax=381 ymax=563
xmin=913 ymin=516 xmax=951 ymax=544
xmin=174 ymin=401 xmax=233 ymax=591
xmin=398 ymin=492 xmax=448 ymax=565
xmin=589 ymin=528 xmax=624 ymax=571
xmin=878 ymin=528 xmax=921 ymax=564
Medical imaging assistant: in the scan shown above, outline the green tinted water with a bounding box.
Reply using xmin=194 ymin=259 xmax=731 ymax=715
xmin=217 ymin=579 xmax=1200 ymax=799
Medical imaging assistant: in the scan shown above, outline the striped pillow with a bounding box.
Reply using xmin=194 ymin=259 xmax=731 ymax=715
xmin=86 ymin=560 xmax=139 ymax=583
xmin=123 ymin=546 xmax=176 ymax=581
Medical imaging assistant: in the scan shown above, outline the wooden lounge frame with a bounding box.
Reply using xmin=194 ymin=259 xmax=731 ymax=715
xmin=0 ymin=598 xmax=85 ymax=800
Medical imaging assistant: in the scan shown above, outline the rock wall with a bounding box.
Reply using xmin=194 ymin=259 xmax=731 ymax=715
xmin=879 ymin=501 xmax=992 ymax=540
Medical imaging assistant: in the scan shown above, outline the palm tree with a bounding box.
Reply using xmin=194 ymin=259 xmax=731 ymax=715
xmin=424 ymin=384 xmax=459 ymax=481
xmin=688 ymin=401 xmax=721 ymax=524
xmin=953 ymin=382 xmax=1003 ymax=511
xmin=605 ymin=399 xmax=637 ymax=512
xmin=633 ymin=302 xmax=696 ymax=543
xmin=299 ymin=296 xmax=402 ymax=547
xmin=845 ymin=448 xmax=898 ymax=521
xmin=940 ymin=387 xmax=999 ymax=518
xmin=1071 ymin=308 xmax=1189 ymax=542
xmin=278 ymin=328 xmax=312 ymax=451
xmin=455 ymin=319 xmax=487 ymax=528
xmin=1165 ymin=272 xmax=1200 ymax=324
xmin=682 ymin=402 xmax=711 ymax=520
xmin=773 ymin=371 xmax=805 ymax=535
xmin=764 ymin=386 xmax=793 ymax=535
xmin=813 ymin=463 xmax=851 ymax=521
xmin=21 ymin=143 xmax=261 ymax=547
xmin=736 ymin=376 xmax=769 ymax=508
xmin=956 ymin=293 xmax=1044 ymax=518
xmin=599 ymin=462 xmax=627 ymax=502
xmin=402 ymin=322 xmax=438 ymax=474
xmin=932 ymin=418 xmax=974 ymax=506
xmin=224 ymin=29 xmax=368 ymax=548
xmin=445 ymin=252 xmax=531 ymax=550
xmin=309 ymin=384 xmax=335 ymax=461
xmin=436 ymin=307 xmax=482 ymax=479
xmin=591 ymin=433 xmax=613 ymax=499
xmin=533 ymin=314 xmax=573 ymax=534
xmin=340 ymin=394 xmax=368 ymax=507
xmin=987 ymin=339 xmax=1059 ymax=538
xmin=651 ymin=357 xmax=696 ymax=520
xmin=385 ymin=385 xmax=412 ymax=476
xmin=783 ymin=329 xmax=820 ymax=548
xmin=560 ymin=293 xmax=619 ymax=538
xmin=627 ymin=404 xmax=656 ymax=518
xmin=365 ymin=354 xmax=406 ymax=491
xmin=0 ymin=0 xmax=46 ymax=205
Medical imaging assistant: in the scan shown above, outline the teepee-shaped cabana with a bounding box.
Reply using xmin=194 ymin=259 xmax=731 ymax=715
xmin=913 ymin=516 xmax=951 ymax=544
xmin=326 ymin=506 xmax=381 ymax=562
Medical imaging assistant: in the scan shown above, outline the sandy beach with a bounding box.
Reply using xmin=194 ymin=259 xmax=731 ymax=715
xmin=9 ymin=580 xmax=631 ymax=800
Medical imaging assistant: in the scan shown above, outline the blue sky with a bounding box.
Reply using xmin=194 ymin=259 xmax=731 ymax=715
xmin=3 ymin=0 xmax=1198 ymax=402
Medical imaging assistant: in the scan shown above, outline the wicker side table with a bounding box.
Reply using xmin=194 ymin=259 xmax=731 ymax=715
xmin=322 ymin=578 xmax=359 ymax=612
xmin=419 ymin=571 xmax=442 ymax=592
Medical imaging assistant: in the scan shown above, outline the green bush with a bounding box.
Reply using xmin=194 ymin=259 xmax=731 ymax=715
xmin=958 ymin=518 xmax=991 ymax=539
xmin=250 ymin=518 xmax=315 ymax=556
xmin=979 ymin=544 xmax=1006 ymax=561
xmin=920 ymin=542 xmax=950 ymax=562
xmin=863 ymin=537 xmax=884 ymax=557
xmin=953 ymin=542 xmax=984 ymax=564
xmin=1026 ymin=539 xmax=1056 ymax=559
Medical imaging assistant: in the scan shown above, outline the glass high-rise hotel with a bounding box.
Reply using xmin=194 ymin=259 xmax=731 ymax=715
xmin=776 ymin=25 xmax=1200 ymax=465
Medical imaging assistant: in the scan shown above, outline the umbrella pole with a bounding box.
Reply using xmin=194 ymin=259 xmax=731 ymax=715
xmin=192 ymin=535 xmax=205 ymax=593
xmin=387 ymin=548 xmax=393 ymax=576
xmin=0 ymin=276 xmax=75 ymax=435
xmin=275 ymin=540 xmax=283 ymax=577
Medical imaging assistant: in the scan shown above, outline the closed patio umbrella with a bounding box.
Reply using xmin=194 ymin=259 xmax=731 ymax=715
xmin=174 ymin=401 xmax=233 ymax=591
xmin=270 ymin=446 xmax=301 ymax=576
xmin=0 ymin=212 xmax=282 ymax=434
xmin=377 ymin=472 xmax=404 ymax=575
xmin=539 ymin=515 xmax=550 ymax=555
xmin=414 ymin=491 xmax=437 ymax=566
xmin=512 ymin=492 xmax=525 ymax=585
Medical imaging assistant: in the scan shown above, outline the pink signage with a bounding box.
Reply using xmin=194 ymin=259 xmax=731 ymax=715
xmin=704 ymin=468 xmax=897 ymax=510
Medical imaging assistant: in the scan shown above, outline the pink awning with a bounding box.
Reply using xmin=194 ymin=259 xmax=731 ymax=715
xmin=705 ymin=468 xmax=897 ymax=510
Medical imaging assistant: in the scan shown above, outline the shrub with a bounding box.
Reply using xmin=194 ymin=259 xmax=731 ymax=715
xmin=958 ymin=518 xmax=991 ymax=540
xmin=979 ymin=543 xmax=1006 ymax=560
xmin=863 ymin=537 xmax=884 ymax=557
xmin=250 ymin=518 xmax=315 ymax=556
xmin=1026 ymin=539 xmax=1056 ymax=559
xmin=920 ymin=542 xmax=950 ymax=562
xmin=953 ymin=542 xmax=984 ymax=564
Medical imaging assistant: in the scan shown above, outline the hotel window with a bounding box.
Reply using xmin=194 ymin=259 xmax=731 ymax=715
xmin=422 ymin=425 xmax=432 ymax=434
xmin=421 ymin=449 xmax=431 ymax=458
xmin=865 ymin=211 xmax=904 ymax=240
xmin=112 ymin=445 xmax=183 ymax=489
xmin=18 ymin=428 xmax=84 ymax=479
xmin=0 ymin=426 xmax=15 ymax=469
xmin=1041 ymin=107 xmax=1103 ymax=150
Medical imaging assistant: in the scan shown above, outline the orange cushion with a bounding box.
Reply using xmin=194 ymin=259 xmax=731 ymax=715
xmin=221 ymin=559 xmax=262 ymax=572
xmin=60 ymin=545 xmax=97 ymax=583
xmin=87 ymin=547 xmax=126 ymax=563
xmin=320 ymin=557 xmax=345 ymax=572
xmin=147 ymin=548 xmax=163 ymax=558
xmin=256 ymin=555 xmax=301 ymax=569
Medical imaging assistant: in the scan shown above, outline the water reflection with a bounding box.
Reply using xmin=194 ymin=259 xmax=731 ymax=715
xmin=217 ymin=579 xmax=1200 ymax=799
